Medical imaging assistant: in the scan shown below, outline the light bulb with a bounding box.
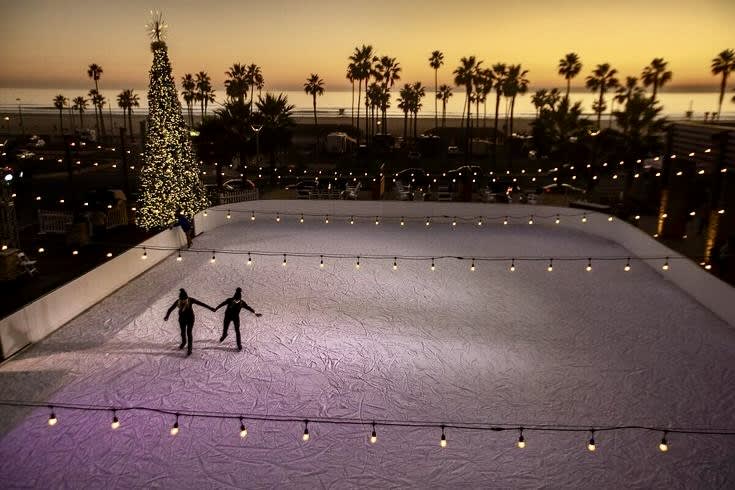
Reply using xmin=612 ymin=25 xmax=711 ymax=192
xmin=587 ymin=431 xmax=596 ymax=452
xmin=302 ymin=421 xmax=310 ymax=442
xmin=300 ymin=214 xmax=304 ymax=223
xmin=319 ymin=256 xmax=324 ymax=268
xmin=142 ymin=248 xmax=148 ymax=260
xmin=176 ymin=251 xmax=182 ymax=262
xmin=72 ymin=250 xmax=78 ymax=256
xmin=38 ymin=247 xmax=45 ymax=253
xmin=624 ymin=259 xmax=631 ymax=272
xmin=470 ymin=259 xmax=475 ymax=272
xmin=227 ymin=210 xmax=231 ymax=219
xmin=48 ymin=409 xmax=57 ymax=426
xmin=106 ymin=252 xmax=113 ymax=258
xmin=250 ymin=212 xmax=255 ymax=221
xmin=350 ymin=216 xmax=354 ymax=224
xmin=375 ymin=217 xmax=380 ymax=225
xmin=440 ymin=427 xmax=447 ymax=448
xmin=356 ymin=257 xmax=360 ymax=269
xmin=282 ymin=254 xmax=287 ymax=267
xmin=547 ymin=259 xmax=553 ymax=272
xmin=210 ymin=252 xmax=216 ymax=264
xmin=240 ymin=419 xmax=248 ymax=438
xmin=608 ymin=216 xmax=613 ymax=222
xmin=325 ymin=215 xmax=329 ymax=224
xmin=662 ymin=258 xmax=669 ymax=271
xmin=170 ymin=416 xmax=179 ymax=436
xmin=478 ymin=219 xmax=483 ymax=226
xmin=431 ymin=259 xmax=435 ymax=271
xmin=555 ymin=215 xmax=560 ymax=224
xmin=586 ymin=258 xmax=592 ymax=272
xmin=400 ymin=217 xmax=405 ymax=226
xmin=370 ymin=423 xmax=377 ymax=444
xmin=452 ymin=218 xmax=457 ymax=227
xmin=247 ymin=253 xmax=252 ymax=266
xmin=528 ymin=216 xmax=534 ymax=225
xmin=426 ymin=217 xmax=431 ymax=226
xmin=111 ymin=413 xmax=120 ymax=430
xmin=517 ymin=434 xmax=525 ymax=449
xmin=582 ymin=214 xmax=587 ymax=223
xmin=276 ymin=214 xmax=281 ymax=222
xmin=392 ymin=258 xmax=397 ymax=271
xmin=510 ymin=259 xmax=516 ymax=272
xmin=503 ymin=217 xmax=508 ymax=226
xmin=659 ymin=433 xmax=669 ymax=452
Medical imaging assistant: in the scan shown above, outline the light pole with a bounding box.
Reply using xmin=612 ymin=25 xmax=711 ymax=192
xmin=16 ymin=98 xmax=24 ymax=136
xmin=250 ymin=122 xmax=263 ymax=164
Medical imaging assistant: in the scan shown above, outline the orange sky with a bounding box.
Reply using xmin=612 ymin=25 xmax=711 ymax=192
xmin=0 ymin=0 xmax=732 ymax=91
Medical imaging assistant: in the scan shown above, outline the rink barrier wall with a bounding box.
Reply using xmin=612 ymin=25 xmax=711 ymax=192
xmin=195 ymin=201 xmax=735 ymax=328
xmin=0 ymin=228 xmax=186 ymax=360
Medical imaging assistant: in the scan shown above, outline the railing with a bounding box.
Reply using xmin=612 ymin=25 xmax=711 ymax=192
xmin=38 ymin=210 xmax=73 ymax=234
xmin=106 ymin=206 xmax=128 ymax=229
xmin=218 ymin=189 xmax=259 ymax=205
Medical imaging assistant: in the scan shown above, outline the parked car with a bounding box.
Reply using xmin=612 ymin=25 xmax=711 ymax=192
xmin=223 ymin=179 xmax=256 ymax=191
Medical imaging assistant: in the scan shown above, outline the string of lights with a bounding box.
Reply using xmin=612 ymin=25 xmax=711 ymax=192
xmin=1 ymin=400 xmax=733 ymax=452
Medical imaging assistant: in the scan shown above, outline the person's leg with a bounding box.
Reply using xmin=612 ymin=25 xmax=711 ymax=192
xmin=220 ymin=316 xmax=231 ymax=342
xmin=186 ymin=319 xmax=194 ymax=356
xmin=178 ymin=319 xmax=186 ymax=349
xmin=234 ymin=317 xmax=242 ymax=351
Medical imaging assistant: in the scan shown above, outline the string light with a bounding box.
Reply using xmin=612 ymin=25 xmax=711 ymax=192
xmin=355 ymin=256 xmax=360 ymax=269
xmin=282 ymin=254 xmax=287 ymax=267
xmin=503 ymin=217 xmax=508 ymax=226
xmin=141 ymin=248 xmax=148 ymax=260
xmin=431 ymin=258 xmax=435 ymax=271
xmin=452 ymin=218 xmax=457 ymax=227
xmin=226 ymin=210 xmax=231 ymax=219
xmin=106 ymin=252 xmax=113 ymax=258
xmin=547 ymin=259 xmax=553 ymax=272
xmin=302 ymin=420 xmax=310 ymax=442
xmin=426 ymin=217 xmax=431 ymax=227
xmin=48 ymin=407 xmax=57 ymax=426
xmin=319 ymin=255 xmax=324 ymax=269
xmin=375 ymin=216 xmax=380 ymax=225
xmin=72 ymin=250 xmax=79 ymax=256
xmin=111 ymin=411 xmax=120 ymax=430
xmin=586 ymin=258 xmax=592 ymax=272
xmin=470 ymin=259 xmax=476 ymax=272
xmin=38 ymin=247 xmax=45 ymax=253
xmin=624 ymin=258 xmax=631 ymax=272
xmin=555 ymin=214 xmax=560 ymax=224
xmin=170 ymin=414 xmax=179 ymax=436
xmin=517 ymin=428 xmax=525 ymax=448
xmin=587 ymin=430 xmax=596 ymax=452
xmin=659 ymin=431 xmax=669 ymax=452
xmin=392 ymin=257 xmax=398 ymax=271
xmin=299 ymin=214 xmax=304 ymax=223
xmin=250 ymin=211 xmax=255 ymax=221
xmin=477 ymin=217 xmax=483 ymax=226
xmin=203 ymin=211 xmax=208 ymax=217
xmin=528 ymin=216 xmax=534 ymax=225
xmin=510 ymin=259 xmax=516 ymax=272
xmin=608 ymin=216 xmax=614 ymax=222
xmin=370 ymin=422 xmax=378 ymax=444
xmin=325 ymin=215 xmax=329 ymax=224
xmin=400 ymin=217 xmax=405 ymax=227
xmin=349 ymin=216 xmax=354 ymax=225
xmin=276 ymin=213 xmax=281 ymax=222
xmin=239 ymin=418 xmax=248 ymax=438
xmin=210 ymin=252 xmax=216 ymax=264
xmin=582 ymin=214 xmax=587 ymax=223
xmin=662 ymin=257 xmax=669 ymax=271
xmin=247 ymin=253 xmax=252 ymax=266
xmin=440 ymin=426 xmax=447 ymax=448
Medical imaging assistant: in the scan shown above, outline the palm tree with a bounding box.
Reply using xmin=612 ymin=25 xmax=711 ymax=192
xmin=614 ymin=76 xmax=644 ymax=109
xmin=53 ymin=94 xmax=68 ymax=135
xmin=531 ymin=89 xmax=548 ymax=117
xmin=181 ymin=73 xmax=196 ymax=126
xmin=475 ymin=68 xmax=493 ymax=128
xmin=585 ymin=63 xmax=619 ymax=129
xmin=558 ymin=53 xmax=582 ymax=101
xmin=454 ymin=56 xmax=481 ymax=154
xmin=436 ymin=84 xmax=452 ymax=128
xmin=346 ymin=64 xmax=356 ymax=126
xmin=304 ymin=73 xmax=325 ymax=125
xmin=245 ymin=64 xmax=264 ymax=113
xmin=711 ymin=49 xmax=735 ymax=120
xmin=490 ymin=63 xmax=507 ymax=163
xmin=117 ymin=90 xmax=130 ymax=132
xmin=88 ymin=89 xmax=101 ymax=136
xmin=429 ymin=50 xmax=444 ymax=129
xmin=349 ymin=45 xmax=375 ymax=143
xmin=641 ymin=58 xmax=672 ymax=105
xmin=348 ymin=49 xmax=363 ymax=138
xmin=195 ymin=71 xmax=215 ymax=117
xmin=117 ymin=89 xmax=140 ymax=136
xmin=410 ymin=82 xmax=426 ymax=139
xmin=225 ymin=63 xmax=249 ymax=107
xmin=397 ymin=84 xmax=412 ymax=139
xmin=504 ymin=64 xmax=529 ymax=138
xmin=87 ymin=63 xmax=104 ymax=136
xmin=72 ymin=96 xmax=87 ymax=129
xmin=375 ymin=55 xmax=401 ymax=130
xmin=255 ymin=93 xmax=295 ymax=177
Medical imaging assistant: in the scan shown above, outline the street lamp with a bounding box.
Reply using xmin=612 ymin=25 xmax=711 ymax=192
xmin=250 ymin=122 xmax=263 ymax=165
xmin=16 ymin=98 xmax=24 ymax=136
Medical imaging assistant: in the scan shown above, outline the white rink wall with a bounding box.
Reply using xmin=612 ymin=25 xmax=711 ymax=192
xmin=196 ymin=201 xmax=735 ymax=328
xmin=0 ymin=228 xmax=187 ymax=359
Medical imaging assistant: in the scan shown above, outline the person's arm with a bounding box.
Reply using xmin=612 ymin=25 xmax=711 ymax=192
xmin=191 ymin=298 xmax=215 ymax=312
xmin=242 ymin=301 xmax=262 ymax=317
xmin=214 ymin=299 xmax=229 ymax=311
xmin=164 ymin=300 xmax=178 ymax=320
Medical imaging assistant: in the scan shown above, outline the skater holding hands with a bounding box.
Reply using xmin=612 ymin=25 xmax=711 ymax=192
xmin=215 ymin=287 xmax=262 ymax=351
xmin=164 ymin=288 xmax=215 ymax=356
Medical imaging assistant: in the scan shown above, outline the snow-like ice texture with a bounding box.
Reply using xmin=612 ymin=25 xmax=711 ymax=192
xmin=1 ymin=216 xmax=734 ymax=489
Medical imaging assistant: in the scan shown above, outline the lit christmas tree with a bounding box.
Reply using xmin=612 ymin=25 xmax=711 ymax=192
xmin=138 ymin=13 xmax=208 ymax=230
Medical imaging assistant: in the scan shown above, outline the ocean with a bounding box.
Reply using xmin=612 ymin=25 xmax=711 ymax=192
xmin=1 ymin=87 xmax=732 ymax=120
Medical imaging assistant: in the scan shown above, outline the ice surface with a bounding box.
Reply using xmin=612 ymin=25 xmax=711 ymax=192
xmin=1 ymin=219 xmax=734 ymax=488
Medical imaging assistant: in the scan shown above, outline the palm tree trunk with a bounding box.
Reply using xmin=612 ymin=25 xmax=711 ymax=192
xmin=356 ymin=81 xmax=362 ymax=142
xmin=413 ymin=111 xmax=418 ymax=139
xmin=79 ymin=109 xmax=84 ymax=129
xmin=460 ymin=95 xmax=466 ymax=129
xmin=313 ymin=94 xmax=317 ymax=125
xmin=99 ymin=104 xmax=106 ymax=137
xmin=58 ymin=109 xmax=63 ymax=135
xmin=364 ymin=79 xmax=370 ymax=143
xmin=717 ymin=75 xmax=727 ymax=118
xmin=465 ymin=87 xmax=472 ymax=157
xmin=493 ymin=92 xmax=501 ymax=165
xmin=350 ymin=81 xmax=355 ymax=127
xmin=483 ymin=99 xmax=487 ymax=129
xmin=403 ymin=111 xmax=408 ymax=139
xmin=510 ymin=95 xmax=516 ymax=137
xmin=94 ymin=106 xmax=100 ymax=139
xmin=597 ymin=90 xmax=604 ymax=128
xmin=651 ymin=82 xmax=658 ymax=105
xmin=200 ymin=98 xmax=204 ymax=119
xmin=434 ymin=69 xmax=438 ymax=130
xmin=566 ymin=79 xmax=571 ymax=101
xmin=608 ymin=100 xmax=614 ymax=129
xmin=128 ymin=108 xmax=134 ymax=137
xmin=442 ymin=99 xmax=447 ymax=128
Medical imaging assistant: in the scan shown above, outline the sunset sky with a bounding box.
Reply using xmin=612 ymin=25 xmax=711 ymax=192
xmin=0 ymin=0 xmax=732 ymax=92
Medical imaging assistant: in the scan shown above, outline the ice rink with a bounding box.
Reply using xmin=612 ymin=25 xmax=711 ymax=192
xmin=1 ymin=214 xmax=734 ymax=488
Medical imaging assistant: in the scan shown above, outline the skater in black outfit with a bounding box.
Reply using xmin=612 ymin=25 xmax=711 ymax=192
xmin=215 ymin=287 xmax=262 ymax=351
xmin=164 ymin=289 xmax=215 ymax=356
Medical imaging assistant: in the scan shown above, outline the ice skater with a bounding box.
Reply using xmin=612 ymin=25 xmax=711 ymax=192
xmin=214 ymin=287 xmax=262 ymax=351
xmin=164 ymin=288 xmax=215 ymax=356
